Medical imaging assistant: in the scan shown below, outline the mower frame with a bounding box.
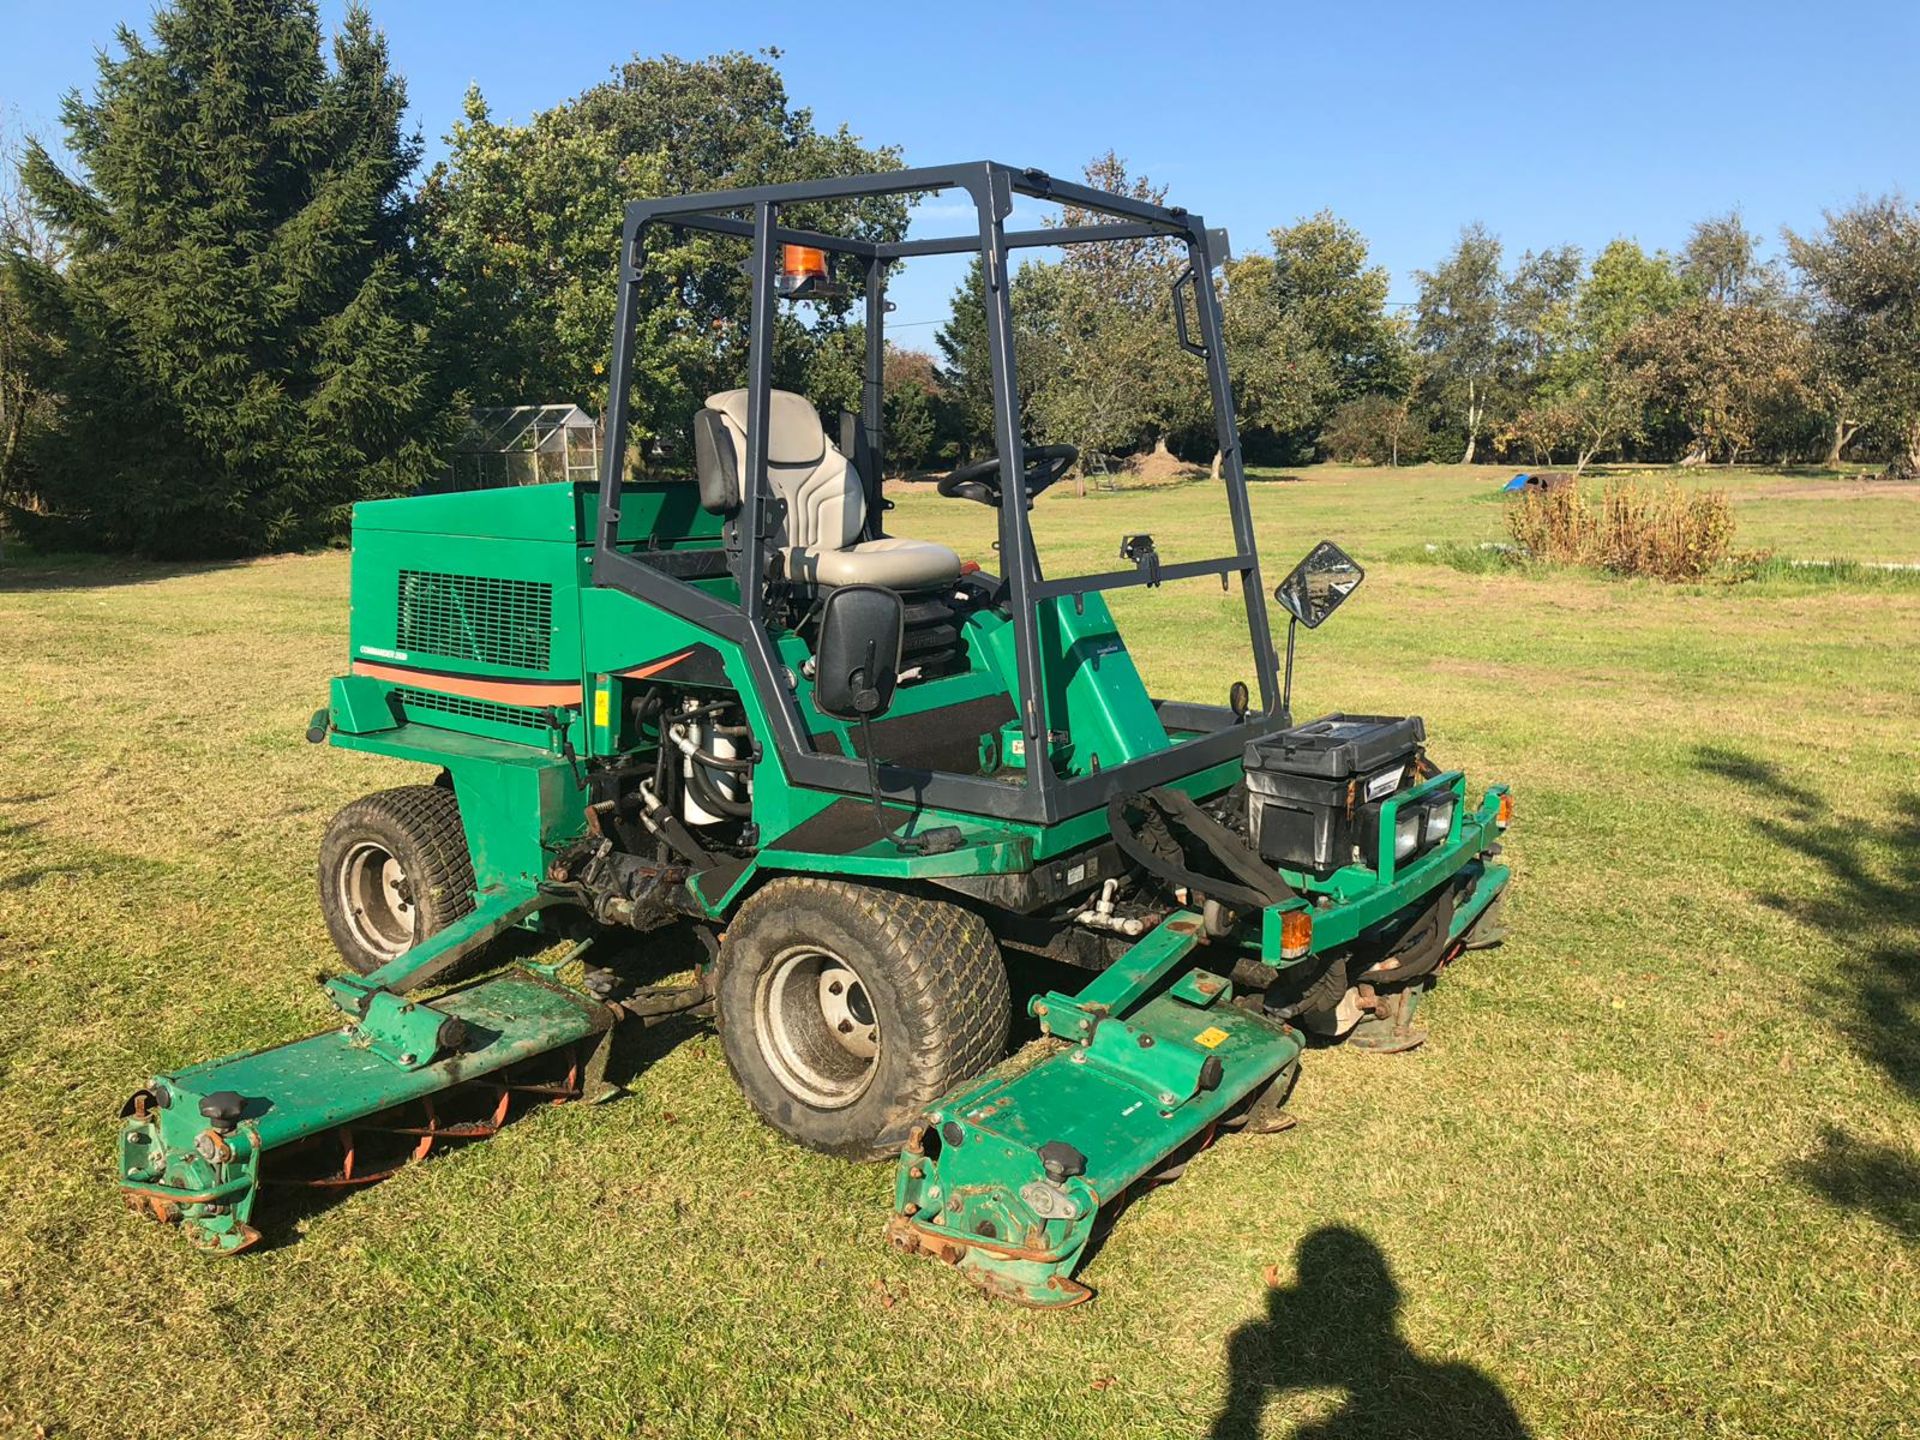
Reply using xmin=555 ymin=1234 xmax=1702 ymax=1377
xmin=591 ymin=161 xmax=1288 ymax=824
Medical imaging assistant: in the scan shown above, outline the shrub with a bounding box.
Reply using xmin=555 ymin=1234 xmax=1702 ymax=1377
xmin=1506 ymin=480 xmax=1737 ymax=581
xmin=1322 ymin=394 xmax=1428 ymax=466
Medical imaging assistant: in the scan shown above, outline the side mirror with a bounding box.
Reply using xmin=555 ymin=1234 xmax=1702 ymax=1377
xmin=813 ymin=584 xmax=905 ymax=722
xmin=1275 ymin=540 xmax=1364 ymax=629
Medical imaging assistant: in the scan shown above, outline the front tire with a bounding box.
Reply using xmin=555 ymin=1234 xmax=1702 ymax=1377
xmin=318 ymin=786 xmax=476 ymax=974
xmin=715 ymin=878 xmax=1010 ymax=1159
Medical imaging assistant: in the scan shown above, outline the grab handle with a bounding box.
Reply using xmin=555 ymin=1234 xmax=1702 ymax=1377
xmin=1170 ymin=266 xmax=1208 ymax=358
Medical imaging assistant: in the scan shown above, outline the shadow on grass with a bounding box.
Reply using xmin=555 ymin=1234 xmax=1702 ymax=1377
xmin=1788 ymin=1128 xmax=1920 ymax=1243
xmin=0 ymin=554 xmax=248 ymax=593
xmin=248 ymin=1034 xmax=610 ymax=1253
xmin=1210 ymin=1226 xmax=1530 ymax=1439
xmin=1691 ymin=744 xmax=1920 ymax=1242
xmin=0 ymin=793 xmax=54 ymax=842
xmin=0 ymin=812 xmax=96 ymax=890
xmin=249 ymin=925 xmax=714 ymax=1252
xmin=0 ymin=801 xmax=154 ymax=890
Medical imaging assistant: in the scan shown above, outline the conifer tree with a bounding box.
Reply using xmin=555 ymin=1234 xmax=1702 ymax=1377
xmin=10 ymin=0 xmax=455 ymax=555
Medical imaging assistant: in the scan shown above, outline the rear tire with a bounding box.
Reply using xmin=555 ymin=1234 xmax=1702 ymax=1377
xmin=318 ymin=786 xmax=476 ymax=974
xmin=715 ymin=878 xmax=1010 ymax=1160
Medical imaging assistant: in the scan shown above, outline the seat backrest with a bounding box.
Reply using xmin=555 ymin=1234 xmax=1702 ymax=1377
xmin=696 ymin=388 xmax=864 ymax=551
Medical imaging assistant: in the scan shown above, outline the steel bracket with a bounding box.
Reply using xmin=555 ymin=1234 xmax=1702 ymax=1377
xmin=349 ymin=990 xmax=460 ymax=1070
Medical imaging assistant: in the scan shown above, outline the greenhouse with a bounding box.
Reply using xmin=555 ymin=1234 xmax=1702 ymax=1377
xmin=431 ymin=404 xmax=600 ymax=492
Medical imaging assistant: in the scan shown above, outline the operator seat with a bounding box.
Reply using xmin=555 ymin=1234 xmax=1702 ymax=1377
xmin=693 ymin=388 xmax=962 ymax=590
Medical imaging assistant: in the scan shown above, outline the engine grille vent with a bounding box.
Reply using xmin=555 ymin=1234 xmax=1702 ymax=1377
xmin=395 ymin=687 xmax=549 ymax=732
xmin=396 ymin=570 xmax=553 ymax=671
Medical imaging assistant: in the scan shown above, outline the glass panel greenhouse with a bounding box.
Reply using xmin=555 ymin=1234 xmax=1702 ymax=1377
xmin=430 ymin=405 xmax=601 ymax=492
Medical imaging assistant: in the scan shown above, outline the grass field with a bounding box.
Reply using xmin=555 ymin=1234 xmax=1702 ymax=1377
xmin=1 ymin=464 xmax=1916 ymax=1439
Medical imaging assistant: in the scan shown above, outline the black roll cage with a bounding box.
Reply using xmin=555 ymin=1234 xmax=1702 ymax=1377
xmin=592 ymin=160 xmax=1288 ymax=825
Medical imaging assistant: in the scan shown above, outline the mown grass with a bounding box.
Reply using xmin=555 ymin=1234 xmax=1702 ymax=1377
xmin=0 ymin=465 xmax=1916 ymax=1439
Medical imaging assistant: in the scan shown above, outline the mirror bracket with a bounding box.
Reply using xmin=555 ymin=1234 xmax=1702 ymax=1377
xmin=1274 ymin=539 xmax=1364 ymax=718
xmin=1119 ymin=533 xmax=1162 ymax=588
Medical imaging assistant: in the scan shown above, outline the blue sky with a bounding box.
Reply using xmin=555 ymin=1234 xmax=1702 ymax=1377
xmin=4 ymin=0 xmax=1915 ymax=339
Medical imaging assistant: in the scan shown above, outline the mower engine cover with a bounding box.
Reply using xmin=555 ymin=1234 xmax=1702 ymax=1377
xmin=1245 ymin=714 xmax=1427 ymax=877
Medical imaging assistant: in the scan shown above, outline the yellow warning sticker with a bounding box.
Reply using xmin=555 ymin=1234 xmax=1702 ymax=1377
xmin=1194 ymin=1026 xmax=1229 ymax=1050
xmin=593 ymin=687 xmax=610 ymax=727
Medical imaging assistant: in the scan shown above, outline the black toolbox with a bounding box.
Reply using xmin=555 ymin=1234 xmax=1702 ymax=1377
xmin=1245 ymin=714 xmax=1426 ymax=876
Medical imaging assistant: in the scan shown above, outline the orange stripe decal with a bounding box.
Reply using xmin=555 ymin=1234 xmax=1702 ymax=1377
xmin=615 ymin=649 xmax=695 ymax=681
xmin=352 ymin=661 xmax=583 ymax=708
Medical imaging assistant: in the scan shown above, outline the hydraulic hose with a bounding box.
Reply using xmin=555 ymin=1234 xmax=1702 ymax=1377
xmin=1107 ymin=787 xmax=1294 ymax=914
xmin=685 ymin=755 xmax=752 ymax=818
xmin=666 ymin=722 xmax=755 ymax=773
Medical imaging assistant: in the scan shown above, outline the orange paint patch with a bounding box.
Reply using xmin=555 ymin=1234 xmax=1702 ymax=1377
xmin=351 ymin=661 xmax=582 ymax=707
xmin=615 ymin=650 xmax=695 ymax=680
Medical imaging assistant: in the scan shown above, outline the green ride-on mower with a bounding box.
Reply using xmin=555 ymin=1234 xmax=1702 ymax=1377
xmin=115 ymin=163 xmax=1512 ymax=1307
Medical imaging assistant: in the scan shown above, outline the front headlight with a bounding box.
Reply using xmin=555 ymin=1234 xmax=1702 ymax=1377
xmin=1394 ymin=808 xmax=1421 ymax=860
xmin=1423 ymin=797 xmax=1455 ymax=846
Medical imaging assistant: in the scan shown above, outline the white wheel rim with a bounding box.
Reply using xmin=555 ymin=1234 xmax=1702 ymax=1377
xmin=339 ymin=841 xmax=416 ymax=959
xmin=754 ymin=946 xmax=882 ymax=1109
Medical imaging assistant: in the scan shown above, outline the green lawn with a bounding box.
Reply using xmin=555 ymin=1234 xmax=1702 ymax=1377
xmin=1 ymin=464 xmax=1916 ymax=1439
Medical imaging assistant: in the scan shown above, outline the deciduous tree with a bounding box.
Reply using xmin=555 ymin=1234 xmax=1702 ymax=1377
xmin=934 ymin=257 xmax=1000 ymax=455
xmin=1215 ymin=252 xmax=1333 ymax=474
xmin=880 ymin=346 xmax=951 ymax=472
xmin=1619 ymin=299 xmax=1807 ymax=465
xmin=1502 ymin=246 xmax=1583 ymax=382
xmin=1414 ymin=224 xmax=1505 ymax=462
xmin=1042 ymin=153 xmax=1195 ymax=459
xmin=1525 ymin=242 xmax=1674 ymax=472
xmin=422 ymin=51 xmax=908 ymax=463
xmin=1683 ymin=211 xmax=1784 ymax=309
xmin=1322 ymin=390 xmax=1430 ymax=467
xmin=1264 ymin=211 xmax=1397 ymax=404
xmin=1577 ymin=239 xmax=1687 ymax=350
xmin=1787 ymin=196 xmax=1920 ymax=476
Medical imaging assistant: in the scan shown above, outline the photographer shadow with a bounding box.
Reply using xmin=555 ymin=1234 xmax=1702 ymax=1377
xmin=1210 ymin=1227 xmax=1530 ymax=1440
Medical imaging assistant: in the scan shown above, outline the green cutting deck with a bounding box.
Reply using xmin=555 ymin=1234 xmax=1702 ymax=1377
xmin=118 ymin=973 xmax=613 ymax=1252
xmin=889 ymin=914 xmax=1305 ymax=1305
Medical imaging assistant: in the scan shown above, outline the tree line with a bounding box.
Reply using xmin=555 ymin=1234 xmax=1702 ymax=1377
xmin=1 ymin=1 xmax=1914 ymax=558
xmin=909 ymin=157 xmax=1920 ymax=485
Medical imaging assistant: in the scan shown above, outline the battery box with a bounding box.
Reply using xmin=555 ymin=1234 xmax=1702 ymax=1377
xmin=1245 ymin=714 xmax=1425 ymax=876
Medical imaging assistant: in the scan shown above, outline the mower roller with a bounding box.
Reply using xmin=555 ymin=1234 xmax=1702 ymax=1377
xmin=114 ymin=163 xmax=1513 ymax=1305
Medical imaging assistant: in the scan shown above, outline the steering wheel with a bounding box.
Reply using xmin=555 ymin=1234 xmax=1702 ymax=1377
xmin=937 ymin=444 xmax=1079 ymax=508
